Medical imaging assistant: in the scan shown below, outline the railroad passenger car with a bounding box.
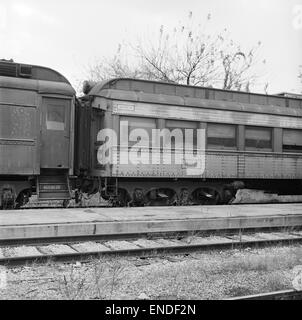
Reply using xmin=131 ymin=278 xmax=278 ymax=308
xmin=0 ymin=60 xmax=75 ymax=208
xmin=76 ymin=78 xmax=302 ymax=206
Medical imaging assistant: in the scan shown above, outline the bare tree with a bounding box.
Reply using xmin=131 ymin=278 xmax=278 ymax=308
xmin=86 ymin=12 xmax=266 ymax=92
xmin=220 ymin=44 xmax=265 ymax=91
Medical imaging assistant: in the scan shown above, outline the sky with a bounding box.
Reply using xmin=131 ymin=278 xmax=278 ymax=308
xmin=0 ymin=0 xmax=301 ymax=94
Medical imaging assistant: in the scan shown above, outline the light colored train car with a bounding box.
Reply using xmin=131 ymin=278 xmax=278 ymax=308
xmin=76 ymin=78 xmax=302 ymax=206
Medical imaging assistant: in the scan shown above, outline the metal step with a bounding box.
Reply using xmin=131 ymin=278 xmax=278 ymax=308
xmin=37 ymin=175 xmax=71 ymax=201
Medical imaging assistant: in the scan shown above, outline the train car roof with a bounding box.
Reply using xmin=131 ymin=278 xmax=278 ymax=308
xmin=88 ymin=78 xmax=302 ymax=103
xmin=0 ymin=60 xmax=75 ymax=96
xmin=0 ymin=60 xmax=70 ymax=83
xmin=87 ymin=78 xmax=302 ymax=117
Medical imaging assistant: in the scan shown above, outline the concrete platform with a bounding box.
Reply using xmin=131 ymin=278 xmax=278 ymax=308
xmin=1 ymin=203 xmax=302 ymax=240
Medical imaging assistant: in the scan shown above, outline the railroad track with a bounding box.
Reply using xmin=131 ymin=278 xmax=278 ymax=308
xmin=18 ymin=202 xmax=302 ymax=210
xmin=229 ymin=289 xmax=302 ymax=300
xmin=1 ymin=230 xmax=302 ymax=265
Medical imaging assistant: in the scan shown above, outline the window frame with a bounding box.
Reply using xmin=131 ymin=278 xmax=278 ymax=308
xmin=206 ymin=123 xmax=238 ymax=150
xmin=165 ymin=119 xmax=199 ymax=151
xmin=282 ymin=128 xmax=302 ymax=153
xmin=46 ymin=101 xmax=67 ymax=131
xmin=244 ymin=126 xmax=273 ymax=152
xmin=119 ymin=115 xmax=157 ymax=148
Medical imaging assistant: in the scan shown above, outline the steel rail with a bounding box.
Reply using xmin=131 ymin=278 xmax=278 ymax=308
xmin=18 ymin=201 xmax=302 ymax=210
xmin=1 ymin=226 xmax=299 ymax=247
xmin=228 ymin=289 xmax=302 ymax=300
xmin=1 ymin=233 xmax=302 ymax=266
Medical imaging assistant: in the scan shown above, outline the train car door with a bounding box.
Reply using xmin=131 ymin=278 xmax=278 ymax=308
xmin=40 ymin=97 xmax=71 ymax=169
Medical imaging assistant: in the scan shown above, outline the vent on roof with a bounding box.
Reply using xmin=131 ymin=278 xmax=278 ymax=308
xmin=19 ymin=64 xmax=32 ymax=78
xmin=276 ymin=92 xmax=302 ymax=99
xmin=0 ymin=62 xmax=17 ymax=77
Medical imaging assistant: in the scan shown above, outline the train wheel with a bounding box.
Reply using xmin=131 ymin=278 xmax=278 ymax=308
xmin=130 ymin=188 xmax=145 ymax=207
xmin=114 ymin=188 xmax=131 ymax=207
xmin=15 ymin=190 xmax=30 ymax=209
xmin=192 ymin=187 xmax=221 ymax=205
xmin=145 ymin=188 xmax=177 ymax=206
xmin=63 ymin=199 xmax=70 ymax=208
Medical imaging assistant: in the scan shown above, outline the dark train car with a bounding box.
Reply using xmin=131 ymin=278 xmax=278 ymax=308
xmin=76 ymin=78 xmax=302 ymax=206
xmin=0 ymin=60 xmax=75 ymax=208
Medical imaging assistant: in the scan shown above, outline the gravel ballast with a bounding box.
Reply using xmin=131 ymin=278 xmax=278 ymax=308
xmin=0 ymin=244 xmax=301 ymax=300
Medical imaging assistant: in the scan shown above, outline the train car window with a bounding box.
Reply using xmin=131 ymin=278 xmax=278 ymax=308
xmin=245 ymin=126 xmax=272 ymax=150
xmin=207 ymin=123 xmax=237 ymax=149
xmin=46 ymin=104 xmax=65 ymax=130
xmin=120 ymin=116 xmax=156 ymax=147
xmin=165 ymin=120 xmax=198 ymax=150
xmin=283 ymin=129 xmax=302 ymax=153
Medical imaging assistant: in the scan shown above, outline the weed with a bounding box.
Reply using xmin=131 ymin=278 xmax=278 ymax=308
xmin=58 ymin=265 xmax=87 ymax=300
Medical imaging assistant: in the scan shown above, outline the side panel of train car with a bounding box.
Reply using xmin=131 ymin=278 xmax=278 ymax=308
xmin=0 ymin=61 xmax=75 ymax=208
xmin=75 ymin=79 xmax=302 ymax=205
